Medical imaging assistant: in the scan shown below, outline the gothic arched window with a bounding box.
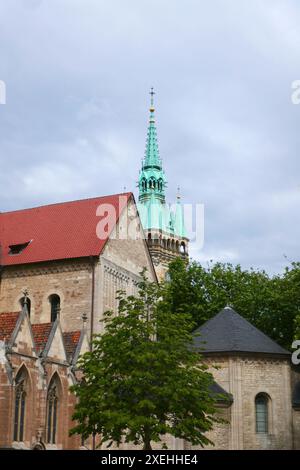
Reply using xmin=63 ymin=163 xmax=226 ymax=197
xmin=19 ymin=297 xmax=31 ymax=316
xmin=46 ymin=377 xmax=59 ymax=444
xmin=14 ymin=368 xmax=28 ymax=442
xmin=49 ymin=294 xmax=60 ymax=323
xmin=255 ymin=393 xmax=269 ymax=433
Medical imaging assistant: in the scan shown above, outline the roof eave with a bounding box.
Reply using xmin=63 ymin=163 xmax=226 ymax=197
xmin=200 ymin=350 xmax=291 ymax=359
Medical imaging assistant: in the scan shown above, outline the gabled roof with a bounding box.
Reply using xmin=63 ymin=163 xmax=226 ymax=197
xmin=0 ymin=312 xmax=20 ymax=341
xmin=63 ymin=331 xmax=81 ymax=361
xmin=0 ymin=193 xmax=131 ymax=266
xmin=193 ymin=307 xmax=290 ymax=357
xmin=32 ymin=323 xmax=53 ymax=353
xmin=0 ymin=310 xmax=85 ymax=364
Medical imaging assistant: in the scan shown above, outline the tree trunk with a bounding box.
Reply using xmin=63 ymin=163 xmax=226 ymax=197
xmin=143 ymin=435 xmax=152 ymax=451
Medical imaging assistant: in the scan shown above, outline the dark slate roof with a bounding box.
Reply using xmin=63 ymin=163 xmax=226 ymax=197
xmin=209 ymin=381 xmax=233 ymax=406
xmin=193 ymin=307 xmax=290 ymax=356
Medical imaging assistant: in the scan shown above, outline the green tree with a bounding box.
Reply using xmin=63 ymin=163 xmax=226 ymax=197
xmin=165 ymin=258 xmax=300 ymax=350
xmin=70 ymin=275 xmax=218 ymax=450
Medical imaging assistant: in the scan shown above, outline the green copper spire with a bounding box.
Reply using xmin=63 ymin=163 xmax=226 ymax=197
xmin=138 ymin=90 xmax=187 ymax=240
xmin=144 ymin=88 xmax=161 ymax=168
xmin=138 ymin=88 xmax=166 ymax=204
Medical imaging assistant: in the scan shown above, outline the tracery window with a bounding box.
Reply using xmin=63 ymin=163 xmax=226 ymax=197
xmin=13 ymin=369 xmax=27 ymax=442
xmin=46 ymin=379 xmax=59 ymax=444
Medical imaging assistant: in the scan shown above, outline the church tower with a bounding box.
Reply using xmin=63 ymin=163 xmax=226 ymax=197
xmin=137 ymin=89 xmax=189 ymax=280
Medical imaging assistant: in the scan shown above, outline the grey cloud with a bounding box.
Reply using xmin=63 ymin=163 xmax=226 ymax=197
xmin=0 ymin=0 xmax=299 ymax=273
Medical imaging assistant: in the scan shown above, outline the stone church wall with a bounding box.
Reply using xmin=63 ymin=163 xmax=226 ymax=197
xmin=0 ymin=260 xmax=93 ymax=333
xmin=202 ymin=355 xmax=295 ymax=450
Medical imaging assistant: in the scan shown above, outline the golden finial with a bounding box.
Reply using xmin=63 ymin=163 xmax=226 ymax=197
xmin=149 ymin=87 xmax=155 ymax=113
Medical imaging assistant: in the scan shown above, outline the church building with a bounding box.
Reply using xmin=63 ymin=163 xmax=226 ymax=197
xmin=0 ymin=92 xmax=299 ymax=450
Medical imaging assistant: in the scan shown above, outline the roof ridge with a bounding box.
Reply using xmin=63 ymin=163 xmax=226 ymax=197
xmin=1 ymin=192 xmax=132 ymax=215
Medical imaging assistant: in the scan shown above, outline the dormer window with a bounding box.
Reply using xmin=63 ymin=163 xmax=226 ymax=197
xmin=9 ymin=241 xmax=31 ymax=255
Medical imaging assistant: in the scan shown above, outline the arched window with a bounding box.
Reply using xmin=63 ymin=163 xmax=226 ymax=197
xmin=49 ymin=294 xmax=60 ymax=323
xmin=180 ymin=242 xmax=186 ymax=254
xmin=19 ymin=297 xmax=31 ymax=316
xmin=46 ymin=377 xmax=59 ymax=444
xmin=255 ymin=393 xmax=269 ymax=433
xmin=14 ymin=368 xmax=28 ymax=442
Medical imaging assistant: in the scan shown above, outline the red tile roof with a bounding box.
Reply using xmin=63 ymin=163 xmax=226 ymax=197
xmin=0 ymin=312 xmax=20 ymax=341
xmin=63 ymin=331 xmax=81 ymax=359
xmin=32 ymin=323 xmax=53 ymax=353
xmin=0 ymin=193 xmax=131 ymax=266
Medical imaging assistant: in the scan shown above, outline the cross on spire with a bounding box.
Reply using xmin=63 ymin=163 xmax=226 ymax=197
xmin=150 ymin=87 xmax=155 ymax=110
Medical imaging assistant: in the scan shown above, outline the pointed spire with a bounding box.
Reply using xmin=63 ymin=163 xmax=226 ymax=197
xmin=175 ymin=186 xmax=186 ymax=238
xmin=138 ymin=89 xmax=167 ymax=205
xmin=144 ymin=87 xmax=161 ymax=169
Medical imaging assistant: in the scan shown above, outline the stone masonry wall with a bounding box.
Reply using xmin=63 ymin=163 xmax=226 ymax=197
xmin=203 ymin=355 xmax=294 ymax=450
xmin=0 ymin=259 xmax=93 ymax=333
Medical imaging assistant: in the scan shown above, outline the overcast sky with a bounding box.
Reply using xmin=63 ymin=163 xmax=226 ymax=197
xmin=0 ymin=0 xmax=300 ymax=274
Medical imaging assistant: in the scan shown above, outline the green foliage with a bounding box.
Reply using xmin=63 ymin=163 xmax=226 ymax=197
xmin=165 ymin=258 xmax=300 ymax=350
xmin=70 ymin=274 xmax=219 ymax=450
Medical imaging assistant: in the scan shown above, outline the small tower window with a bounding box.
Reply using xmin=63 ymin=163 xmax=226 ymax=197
xmin=180 ymin=242 xmax=186 ymax=254
xmin=49 ymin=294 xmax=60 ymax=323
xmin=255 ymin=393 xmax=269 ymax=433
